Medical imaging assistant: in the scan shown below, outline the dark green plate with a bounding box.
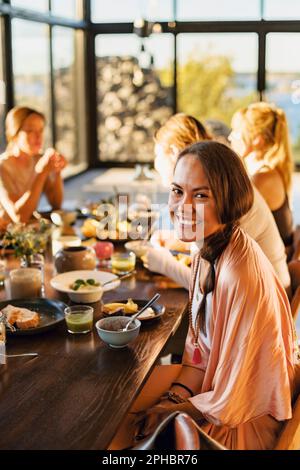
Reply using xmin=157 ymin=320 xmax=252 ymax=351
xmin=2 ymin=298 xmax=67 ymax=335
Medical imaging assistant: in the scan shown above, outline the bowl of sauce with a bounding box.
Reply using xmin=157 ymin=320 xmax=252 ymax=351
xmin=95 ymin=316 xmax=141 ymax=348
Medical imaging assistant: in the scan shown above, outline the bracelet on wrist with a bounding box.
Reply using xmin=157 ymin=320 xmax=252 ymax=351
xmin=171 ymin=382 xmax=194 ymax=397
xmin=161 ymin=391 xmax=187 ymax=404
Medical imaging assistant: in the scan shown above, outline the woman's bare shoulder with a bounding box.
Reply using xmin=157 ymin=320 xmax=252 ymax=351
xmin=251 ymin=170 xmax=285 ymax=210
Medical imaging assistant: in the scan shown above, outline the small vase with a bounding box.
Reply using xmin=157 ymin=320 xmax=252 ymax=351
xmin=54 ymin=246 xmax=97 ymax=273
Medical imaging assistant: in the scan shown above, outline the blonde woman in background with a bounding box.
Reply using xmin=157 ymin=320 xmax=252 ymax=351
xmin=230 ymin=102 xmax=294 ymax=247
xmin=0 ymin=106 xmax=66 ymax=227
xmin=147 ymin=113 xmax=290 ymax=292
xmin=154 ymin=113 xmax=212 ymax=188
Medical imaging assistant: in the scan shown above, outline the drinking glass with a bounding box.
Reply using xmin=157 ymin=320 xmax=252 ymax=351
xmin=9 ymin=268 xmax=42 ymax=299
xmin=111 ymin=251 xmax=136 ymax=275
xmin=64 ymin=305 xmax=94 ymax=334
xmin=93 ymin=241 xmax=114 ymax=267
xmin=20 ymin=254 xmax=45 ymax=296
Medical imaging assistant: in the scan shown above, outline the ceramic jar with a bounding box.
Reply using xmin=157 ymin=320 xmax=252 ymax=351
xmin=54 ymin=246 xmax=97 ymax=273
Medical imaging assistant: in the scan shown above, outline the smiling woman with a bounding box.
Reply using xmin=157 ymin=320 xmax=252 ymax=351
xmin=110 ymin=141 xmax=298 ymax=451
xmin=170 ymin=141 xmax=254 ymax=242
xmin=169 ymin=160 xmax=221 ymax=243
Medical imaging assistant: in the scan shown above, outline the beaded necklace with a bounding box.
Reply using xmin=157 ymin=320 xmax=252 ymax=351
xmin=188 ymin=251 xmax=202 ymax=364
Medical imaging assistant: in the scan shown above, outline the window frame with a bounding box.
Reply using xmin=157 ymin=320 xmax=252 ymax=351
xmin=0 ymin=0 xmax=300 ymax=169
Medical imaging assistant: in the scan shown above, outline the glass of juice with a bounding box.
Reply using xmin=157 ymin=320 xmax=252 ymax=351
xmin=64 ymin=305 xmax=94 ymax=334
xmin=111 ymin=251 xmax=136 ymax=275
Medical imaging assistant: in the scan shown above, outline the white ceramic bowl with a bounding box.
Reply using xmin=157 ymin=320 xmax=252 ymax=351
xmin=124 ymin=241 xmax=151 ymax=258
xmin=50 ymin=270 xmax=120 ymax=303
xmin=95 ymin=316 xmax=141 ymax=348
xmin=67 ymin=286 xmax=103 ymax=304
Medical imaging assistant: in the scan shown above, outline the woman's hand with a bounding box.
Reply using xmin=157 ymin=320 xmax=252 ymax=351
xmin=133 ymin=399 xmax=178 ymax=440
xmin=143 ymin=246 xmax=175 ymax=273
xmin=134 ymin=399 xmax=204 ymax=441
xmin=150 ymin=230 xmax=190 ymax=252
xmin=35 ymin=148 xmax=67 ymax=174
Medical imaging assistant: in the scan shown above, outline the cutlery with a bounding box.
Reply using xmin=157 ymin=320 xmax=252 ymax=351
xmin=122 ymin=293 xmax=161 ymax=331
xmin=101 ymin=270 xmax=136 ymax=288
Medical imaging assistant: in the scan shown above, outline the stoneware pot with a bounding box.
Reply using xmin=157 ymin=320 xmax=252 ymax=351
xmin=54 ymin=246 xmax=97 ymax=273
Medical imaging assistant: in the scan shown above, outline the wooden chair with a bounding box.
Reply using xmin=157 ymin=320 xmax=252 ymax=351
xmin=130 ymin=411 xmax=226 ymax=450
xmin=173 ymin=413 xmax=226 ymax=450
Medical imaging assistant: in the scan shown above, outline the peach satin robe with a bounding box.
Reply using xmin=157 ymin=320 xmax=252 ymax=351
xmin=183 ymin=227 xmax=298 ymax=450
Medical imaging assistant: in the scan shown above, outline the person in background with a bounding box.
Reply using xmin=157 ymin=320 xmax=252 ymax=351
xmin=230 ymin=102 xmax=294 ymax=249
xmin=0 ymin=106 xmax=66 ymax=227
xmin=154 ymin=113 xmax=212 ymax=188
xmin=147 ymin=113 xmax=290 ymax=292
xmin=110 ymin=142 xmax=298 ymax=450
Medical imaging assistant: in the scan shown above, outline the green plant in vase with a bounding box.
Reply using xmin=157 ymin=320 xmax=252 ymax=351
xmin=1 ymin=219 xmax=52 ymax=266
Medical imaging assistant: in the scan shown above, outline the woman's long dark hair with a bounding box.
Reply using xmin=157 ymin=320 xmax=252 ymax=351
xmin=177 ymin=141 xmax=254 ymax=334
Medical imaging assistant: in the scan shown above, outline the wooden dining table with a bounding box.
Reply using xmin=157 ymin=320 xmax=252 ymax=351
xmin=0 ymin=250 xmax=189 ymax=450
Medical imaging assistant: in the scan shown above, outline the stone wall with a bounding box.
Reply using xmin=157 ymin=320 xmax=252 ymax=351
xmin=97 ymin=56 xmax=173 ymax=162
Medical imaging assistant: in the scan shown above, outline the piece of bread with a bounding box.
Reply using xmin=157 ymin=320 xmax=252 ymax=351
xmin=16 ymin=309 xmax=39 ymax=329
xmin=2 ymin=305 xmax=20 ymax=326
xmin=2 ymin=305 xmax=40 ymax=329
xmin=102 ymin=299 xmax=138 ymax=315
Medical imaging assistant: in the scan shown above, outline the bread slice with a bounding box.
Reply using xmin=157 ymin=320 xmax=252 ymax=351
xmin=2 ymin=305 xmax=40 ymax=329
xmin=2 ymin=305 xmax=20 ymax=326
xmin=16 ymin=308 xmax=39 ymax=329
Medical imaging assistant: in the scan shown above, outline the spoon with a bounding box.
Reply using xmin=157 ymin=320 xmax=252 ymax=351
xmin=122 ymin=293 xmax=161 ymax=331
xmin=101 ymin=270 xmax=136 ymax=288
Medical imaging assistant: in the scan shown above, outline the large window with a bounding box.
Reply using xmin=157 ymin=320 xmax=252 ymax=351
xmin=2 ymin=0 xmax=300 ymax=169
xmin=11 ymin=19 xmax=51 ymax=146
xmin=266 ymin=33 xmax=300 ymax=164
xmin=177 ymin=33 xmax=258 ymax=127
xmin=95 ymin=33 xmax=174 ymax=162
xmin=52 ymin=26 xmax=78 ymax=163
xmin=7 ymin=14 xmax=86 ymax=170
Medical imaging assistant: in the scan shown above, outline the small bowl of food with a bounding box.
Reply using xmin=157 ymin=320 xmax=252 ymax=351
xmin=95 ymin=316 xmax=141 ymax=348
xmin=67 ymin=278 xmax=103 ymax=303
xmin=51 ymin=270 xmax=120 ymax=304
xmin=124 ymin=241 xmax=151 ymax=258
